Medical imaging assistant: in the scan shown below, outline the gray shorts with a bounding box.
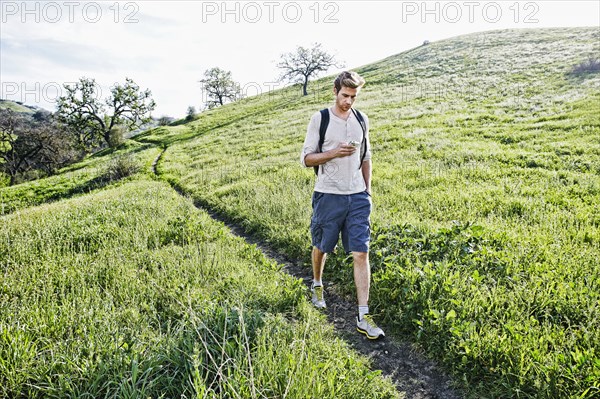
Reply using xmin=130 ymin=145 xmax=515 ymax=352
xmin=310 ymin=190 xmax=372 ymax=254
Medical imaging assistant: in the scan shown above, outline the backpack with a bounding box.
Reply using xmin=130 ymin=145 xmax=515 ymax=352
xmin=314 ymin=108 xmax=367 ymax=176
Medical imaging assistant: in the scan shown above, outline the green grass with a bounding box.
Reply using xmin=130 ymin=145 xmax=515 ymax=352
xmin=152 ymin=27 xmax=600 ymax=398
xmin=0 ymin=180 xmax=398 ymax=398
xmin=2 ymin=26 xmax=599 ymax=398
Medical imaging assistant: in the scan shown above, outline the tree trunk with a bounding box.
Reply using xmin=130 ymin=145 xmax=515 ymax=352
xmin=303 ymin=77 xmax=309 ymax=96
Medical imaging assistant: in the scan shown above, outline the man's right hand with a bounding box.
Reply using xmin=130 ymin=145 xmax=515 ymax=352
xmin=333 ymin=142 xmax=357 ymax=158
xmin=304 ymin=142 xmax=356 ymax=167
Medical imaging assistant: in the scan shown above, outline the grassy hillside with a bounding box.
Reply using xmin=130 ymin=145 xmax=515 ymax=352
xmin=142 ymin=27 xmax=600 ymax=398
xmin=0 ymin=141 xmax=160 ymax=215
xmin=0 ymin=180 xmax=398 ymax=397
xmin=1 ymin=27 xmax=598 ymax=398
xmin=0 ymin=99 xmax=37 ymax=114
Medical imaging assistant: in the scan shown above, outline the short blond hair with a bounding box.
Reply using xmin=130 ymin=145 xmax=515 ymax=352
xmin=334 ymin=71 xmax=365 ymax=92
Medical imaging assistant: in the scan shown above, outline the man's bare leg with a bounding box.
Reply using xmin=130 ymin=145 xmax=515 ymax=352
xmin=352 ymin=251 xmax=370 ymax=306
xmin=312 ymin=246 xmax=327 ymax=282
xmin=354 ymin=251 xmax=385 ymax=339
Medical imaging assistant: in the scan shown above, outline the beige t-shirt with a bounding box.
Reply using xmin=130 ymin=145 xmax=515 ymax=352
xmin=300 ymin=107 xmax=371 ymax=194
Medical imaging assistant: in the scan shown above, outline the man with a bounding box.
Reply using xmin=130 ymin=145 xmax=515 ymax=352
xmin=300 ymin=71 xmax=384 ymax=340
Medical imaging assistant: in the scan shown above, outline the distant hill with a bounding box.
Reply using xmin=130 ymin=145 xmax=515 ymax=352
xmin=0 ymin=99 xmax=48 ymax=114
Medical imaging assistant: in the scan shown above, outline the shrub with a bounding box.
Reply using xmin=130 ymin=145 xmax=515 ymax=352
xmin=157 ymin=116 xmax=175 ymax=126
xmin=570 ymin=57 xmax=600 ymax=74
xmin=106 ymin=155 xmax=140 ymax=181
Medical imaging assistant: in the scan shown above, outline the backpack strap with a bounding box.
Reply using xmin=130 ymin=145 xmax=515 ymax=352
xmin=314 ymin=108 xmax=367 ymax=176
xmin=351 ymin=108 xmax=367 ymax=169
xmin=314 ymin=108 xmax=330 ymax=176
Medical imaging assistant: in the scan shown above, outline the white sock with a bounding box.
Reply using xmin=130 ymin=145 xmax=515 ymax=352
xmin=312 ymin=279 xmax=322 ymax=287
xmin=358 ymin=305 xmax=369 ymax=320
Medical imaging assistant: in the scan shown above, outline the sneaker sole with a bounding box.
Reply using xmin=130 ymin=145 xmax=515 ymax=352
xmin=356 ymin=327 xmax=385 ymax=340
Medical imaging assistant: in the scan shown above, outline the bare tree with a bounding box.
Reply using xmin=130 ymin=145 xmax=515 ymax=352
xmin=277 ymin=43 xmax=344 ymax=96
xmin=57 ymin=77 xmax=156 ymax=151
xmin=198 ymin=67 xmax=241 ymax=109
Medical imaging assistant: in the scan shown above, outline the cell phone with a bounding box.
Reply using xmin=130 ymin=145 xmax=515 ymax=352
xmin=349 ymin=140 xmax=360 ymax=147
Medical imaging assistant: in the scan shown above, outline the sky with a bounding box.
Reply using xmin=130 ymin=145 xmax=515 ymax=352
xmin=1 ymin=1 xmax=599 ymax=118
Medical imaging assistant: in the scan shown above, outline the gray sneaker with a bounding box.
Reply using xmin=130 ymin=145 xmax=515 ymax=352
xmin=311 ymin=284 xmax=326 ymax=309
xmin=356 ymin=314 xmax=385 ymax=340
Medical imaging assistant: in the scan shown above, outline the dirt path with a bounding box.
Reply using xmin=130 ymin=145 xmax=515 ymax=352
xmin=152 ymin=150 xmax=463 ymax=399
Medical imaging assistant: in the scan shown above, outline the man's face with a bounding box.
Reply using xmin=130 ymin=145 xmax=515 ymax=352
xmin=334 ymin=86 xmax=359 ymax=112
